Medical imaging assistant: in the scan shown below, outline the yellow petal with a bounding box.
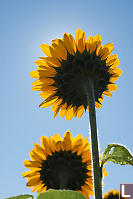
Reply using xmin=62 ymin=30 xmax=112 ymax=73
xmin=53 ymin=134 xmax=61 ymax=142
xmin=41 ymin=136 xmax=52 ymax=155
xmin=109 ymin=60 xmax=119 ymax=70
xmin=106 ymin=54 xmax=117 ymax=62
xmin=38 ymin=185 xmax=47 ymax=193
xmin=81 ymin=186 xmax=90 ymax=199
xmin=107 ymin=84 xmax=117 ymax=91
xmin=93 ymin=34 xmax=101 ymax=43
xmin=24 ymin=160 xmax=42 ymax=169
xmin=77 ymin=137 xmax=90 ymax=155
xmin=86 ymin=36 xmax=93 ymax=53
xmin=84 ymin=182 xmax=93 ymax=192
xmin=106 ymin=54 xmax=118 ymax=66
xmin=73 ymin=134 xmax=83 ymax=146
xmin=32 ymin=184 xmax=44 ymax=192
xmin=33 ymin=146 xmax=47 ymax=160
xmin=49 ymin=136 xmax=56 ymax=153
xmin=40 ymin=44 xmax=52 ymax=57
xmin=43 ymin=94 xmax=58 ymax=104
xmin=27 ymin=176 xmax=41 ymax=187
xmin=39 ymin=96 xmax=58 ymax=108
xmin=44 ymin=86 xmax=57 ymax=92
xmin=54 ymin=103 xmax=62 ymax=117
xmin=52 ymin=98 xmax=62 ymax=112
xmin=77 ymin=143 xmax=88 ymax=156
xmin=59 ymin=103 xmax=67 ymax=118
xmin=83 ymin=136 xmax=90 ymax=147
xmin=82 ymin=155 xmax=92 ymax=163
xmin=63 ymin=130 xmax=72 ymax=140
xmin=31 ymin=85 xmax=44 ymax=91
xmin=32 ymin=83 xmax=54 ymax=92
xmin=60 ymin=102 xmax=67 ymax=110
xmin=66 ymin=105 xmax=73 ymax=120
xmin=69 ymin=34 xmax=77 ymax=54
xmin=99 ymin=43 xmax=114 ymax=60
xmin=81 ymin=150 xmax=91 ymax=159
xmin=90 ymin=35 xmax=101 ymax=54
xmin=22 ymin=171 xmax=40 ymax=178
xmin=110 ymin=76 xmax=119 ymax=83
xmin=72 ymin=144 xmax=83 ymax=153
xmin=41 ymin=57 xmax=61 ymax=67
xmin=63 ymin=130 xmax=72 ymax=151
xmin=84 ymin=184 xmax=94 ymax=196
xmin=52 ymin=43 xmax=67 ymax=60
xmin=52 ymin=38 xmax=64 ymax=46
xmin=95 ymin=101 xmax=101 ymax=109
xmin=29 ymin=150 xmax=43 ymax=162
xmin=55 ymin=141 xmax=62 ymax=152
xmin=63 ymin=33 xmax=74 ymax=55
xmin=35 ymin=59 xmax=50 ymax=67
xmin=113 ymin=68 xmax=122 ymax=76
xmin=40 ymin=90 xmax=56 ymax=100
xmin=52 ymin=38 xmax=60 ymax=45
xmin=32 ymin=84 xmax=57 ymax=92
xmin=98 ymin=94 xmax=104 ymax=103
xmin=46 ymin=46 xmax=60 ymax=60
xmin=30 ymin=68 xmax=56 ymax=78
xmin=75 ymin=28 xmax=83 ymax=44
xmin=32 ymin=78 xmax=55 ymax=86
xmin=77 ymin=105 xmax=84 ymax=118
xmin=34 ymin=143 xmax=43 ymax=150
xmin=59 ymin=108 xmax=66 ymax=118
xmin=103 ymin=91 xmax=112 ymax=97
xmin=73 ymin=106 xmax=78 ymax=117
xmin=99 ymin=48 xmax=110 ymax=60
xmin=75 ymin=29 xmax=86 ymax=53
xmin=102 ymin=43 xmax=114 ymax=52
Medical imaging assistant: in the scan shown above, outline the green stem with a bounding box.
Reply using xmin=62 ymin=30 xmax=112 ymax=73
xmin=86 ymin=79 xmax=102 ymax=199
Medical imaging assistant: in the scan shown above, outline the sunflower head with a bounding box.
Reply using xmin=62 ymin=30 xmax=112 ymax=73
xmin=22 ymin=131 xmax=93 ymax=199
xmin=104 ymin=190 xmax=119 ymax=199
xmin=31 ymin=28 xmax=122 ymax=120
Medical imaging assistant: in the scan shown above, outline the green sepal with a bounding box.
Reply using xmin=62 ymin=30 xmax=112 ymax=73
xmin=101 ymin=144 xmax=133 ymax=166
xmin=37 ymin=189 xmax=86 ymax=199
xmin=6 ymin=195 xmax=33 ymax=199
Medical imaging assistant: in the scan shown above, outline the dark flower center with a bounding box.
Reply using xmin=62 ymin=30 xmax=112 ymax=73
xmin=40 ymin=150 xmax=90 ymax=190
xmin=52 ymin=50 xmax=112 ymax=109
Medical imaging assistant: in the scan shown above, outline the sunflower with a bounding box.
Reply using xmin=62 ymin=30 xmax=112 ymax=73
xmin=30 ymin=28 xmax=122 ymax=120
xmin=22 ymin=131 xmax=94 ymax=199
xmin=104 ymin=190 xmax=119 ymax=199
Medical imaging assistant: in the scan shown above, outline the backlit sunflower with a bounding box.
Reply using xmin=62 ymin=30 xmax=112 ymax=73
xmin=22 ymin=131 xmax=94 ymax=199
xmin=104 ymin=190 xmax=119 ymax=199
xmin=31 ymin=28 xmax=122 ymax=120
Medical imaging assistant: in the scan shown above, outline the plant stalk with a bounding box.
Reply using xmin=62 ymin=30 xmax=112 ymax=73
xmin=86 ymin=78 xmax=102 ymax=199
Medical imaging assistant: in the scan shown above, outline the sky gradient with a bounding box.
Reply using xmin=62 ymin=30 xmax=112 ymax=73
xmin=1 ymin=0 xmax=133 ymax=198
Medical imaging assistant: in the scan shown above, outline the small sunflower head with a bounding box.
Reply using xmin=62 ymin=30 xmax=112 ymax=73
xmin=31 ymin=28 xmax=122 ymax=120
xmin=22 ymin=131 xmax=93 ymax=199
xmin=104 ymin=190 xmax=119 ymax=199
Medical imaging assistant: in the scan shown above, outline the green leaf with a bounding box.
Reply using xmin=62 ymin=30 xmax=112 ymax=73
xmin=37 ymin=189 xmax=86 ymax=199
xmin=101 ymin=144 xmax=133 ymax=166
xmin=6 ymin=195 xmax=34 ymax=199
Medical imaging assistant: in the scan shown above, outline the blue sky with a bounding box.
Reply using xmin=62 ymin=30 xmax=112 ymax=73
xmin=1 ymin=0 xmax=133 ymax=198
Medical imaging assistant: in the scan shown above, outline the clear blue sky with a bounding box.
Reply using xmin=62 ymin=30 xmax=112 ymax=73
xmin=1 ymin=0 xmax=133 ymax=198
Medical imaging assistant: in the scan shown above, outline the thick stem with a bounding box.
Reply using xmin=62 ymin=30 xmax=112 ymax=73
xmin=85 ymin=79 xmax=102 ymax=199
